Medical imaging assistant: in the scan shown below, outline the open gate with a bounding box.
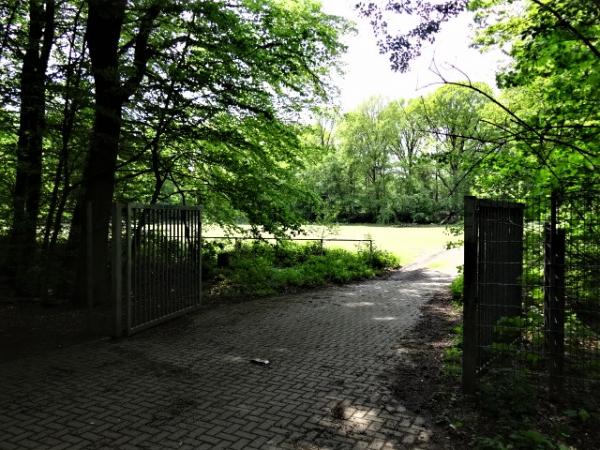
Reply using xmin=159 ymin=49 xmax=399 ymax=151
xmin=112 ymin=203 xmax=202 ymax=336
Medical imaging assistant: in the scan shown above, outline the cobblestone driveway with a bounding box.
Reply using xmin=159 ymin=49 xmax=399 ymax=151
xmin=0 ymin=265 xmax=454 ymax=450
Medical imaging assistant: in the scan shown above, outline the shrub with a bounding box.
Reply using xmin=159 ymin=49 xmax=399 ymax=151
xmin=204 ymin=240 xmax=398 ymax=299
xmin=451 ymin=273 xmax=463 ymax=302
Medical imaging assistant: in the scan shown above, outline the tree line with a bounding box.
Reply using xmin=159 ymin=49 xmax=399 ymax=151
xmin=299 ymin=84 xmax=494 ymax=224
xmin=296 ymin=0 xmax=599 ymax=226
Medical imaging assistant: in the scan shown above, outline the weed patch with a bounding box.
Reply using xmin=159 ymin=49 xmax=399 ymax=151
xmin=436 ymin=303 xmax=600 ymax=449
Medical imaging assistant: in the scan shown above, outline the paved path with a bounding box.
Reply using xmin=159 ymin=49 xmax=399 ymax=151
xmin=0 ymin=261 xmax=455 ymax=450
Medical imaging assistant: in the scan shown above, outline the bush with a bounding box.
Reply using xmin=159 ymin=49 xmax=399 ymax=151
xmin=204 ymin=240 xmax=399 ymax=298
xmin=451 ymin=273 xmax=463 ymax=302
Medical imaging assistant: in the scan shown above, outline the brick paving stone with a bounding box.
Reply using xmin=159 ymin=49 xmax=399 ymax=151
xmin=0 ymin=266 xmax=453 ymax=449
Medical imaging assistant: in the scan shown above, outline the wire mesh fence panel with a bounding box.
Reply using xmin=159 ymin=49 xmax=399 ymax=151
xmin=463 ymin=192 xmax=600 ymax=394
xmin=477 ymin=200 xmax=524 ymax=367
xmin=561 ymin=193 xmax=600 ymax=386
xmin=113 ymin=203 xmax=202 ymax=336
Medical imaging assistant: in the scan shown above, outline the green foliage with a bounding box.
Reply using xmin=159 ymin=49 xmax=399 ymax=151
xmin=0 ymin=0 xmax=350 ymax=239
xmin=443 ymin=319 xmax=463 ymax=379
xmin=477 ymin=430 xmax=559 ymax=450
xmin=564 ymin=408 xmax=591 ymax=424
xmin=479 ymin=370 xmax=537 ymax=420
xmin=205 ymin=240 xmax=398 ymax=298
xmin=450 ymin=274 xmax=464 ymax=302
xmin=469 ymin=0 xmax=600 ymax=197
xmin=301 ymin=86 xmax=494 ymax=224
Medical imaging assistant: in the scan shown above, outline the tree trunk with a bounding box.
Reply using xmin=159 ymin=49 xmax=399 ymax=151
xmin=10 ymin=0 xmax=55 ymax=292
xmin=71 ymin=0 xmax=159 ymax=304
xmin=69 ymin=0 xmax=126 ymax=304
xmin=43 ymin=2 xmax=86 ymax=252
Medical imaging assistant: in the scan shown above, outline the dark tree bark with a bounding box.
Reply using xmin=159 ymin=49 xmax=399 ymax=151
xmin=10 ymin=0 xmax=55 ymax=290
xmin=71 ymin=0 xmax=160 ymax=304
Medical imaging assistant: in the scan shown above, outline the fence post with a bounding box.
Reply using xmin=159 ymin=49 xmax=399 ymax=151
xmin=463 ymin=196 xmax=479 ymax=394
xmin=112 ymin=203 xmax=123 ymax=338
xmin=125 ymin=204 xmax=132 ymax=335
xmin=545 ymin=225 xmax=565 ymax=393
xmin=86 ymin=202 xmax=93 ymax=333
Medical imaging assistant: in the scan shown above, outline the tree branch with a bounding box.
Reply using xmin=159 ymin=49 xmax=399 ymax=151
xmin=121 ymin=2 xmax=161 ymax=100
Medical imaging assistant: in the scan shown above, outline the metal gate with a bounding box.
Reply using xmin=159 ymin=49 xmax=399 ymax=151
xmin=463 ymin=196 xmax=524 ymax=392
xmin=112 ymin=203 xmax=202 ymax=336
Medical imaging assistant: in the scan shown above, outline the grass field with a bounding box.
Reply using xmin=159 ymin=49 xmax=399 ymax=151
xmin=204 ymin=224 xmax=461 ymax=268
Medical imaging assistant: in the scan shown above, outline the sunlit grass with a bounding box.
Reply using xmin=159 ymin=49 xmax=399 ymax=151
xmin=204 ymin=224 xmax=456 ymax=266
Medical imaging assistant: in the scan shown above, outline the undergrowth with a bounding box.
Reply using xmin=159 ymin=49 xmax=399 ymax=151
xmin=441 ymin=296 xmax=600 ymax=450
xmin=202 ymin=239 xmax=399 ymax=299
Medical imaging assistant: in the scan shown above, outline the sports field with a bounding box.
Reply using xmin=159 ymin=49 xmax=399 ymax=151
xmin=204 ymin=224 xmax=462 ymax=270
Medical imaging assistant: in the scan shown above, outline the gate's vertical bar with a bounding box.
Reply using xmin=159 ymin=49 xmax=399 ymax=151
xmin=150 ymin=207 xmax=156 ymax=318
xmin=175 ymin=208 xmax=178 ymax=312
xmin=139 ymin=207 xmax=144 ymax=326
xmin=544 ymin=223 xmax=553 ymax=373
xmin=190 ymin=209 xmax=194 ymax=307
xmin=180 ymin=209 xmax=185 ymax=310
xmin=164 ymin=208 xmax=175 ymax=316
xmin=125 ymin=204 xmax=132 ymax=335
xmin=131 ymin=207 xmax=136 ymax=329
xmin=199 ymin=207 xmax=203 ymax=307
xmin=183 ymin=208 xmax=190 ymax=308
xmin=147 ymin=207 xmax=152 ymax=322
xmin=175 ymin=208 xmax=180 ymax=313
xmin=86 ymin=202 xmax=93 ymax=333
xmin=463 ymin=196 xmax=479 ymax=394
xmin=134 ymin=207 xmax=139 ymax=329
xmin=112 ymin=203 xmax=123 ymax=338
xmin=162 ymin=208 xmax=167 ymax=316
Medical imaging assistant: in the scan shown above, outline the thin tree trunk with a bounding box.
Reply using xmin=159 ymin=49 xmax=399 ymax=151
xmin=10 ymin=0 xmax=55 ymax=293
xmin=0 ymin=1 xmax=22 ymax=62
xmin=43 ymin=4 xmax=86 ymax=251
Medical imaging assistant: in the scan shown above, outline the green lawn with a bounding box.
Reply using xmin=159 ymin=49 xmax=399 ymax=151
xmin=299 ymin=225 xmax=451 ymax=264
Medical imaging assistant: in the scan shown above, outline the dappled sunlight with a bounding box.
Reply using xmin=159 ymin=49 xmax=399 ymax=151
xmin=300 ymin=398 xmax=434 ymax=449
xmin=344 ymin=301 xmax=375 ymax=308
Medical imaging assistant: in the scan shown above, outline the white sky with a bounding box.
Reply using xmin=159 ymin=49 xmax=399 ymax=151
xmin=320 ymin=0 xmax=506 ymax=112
